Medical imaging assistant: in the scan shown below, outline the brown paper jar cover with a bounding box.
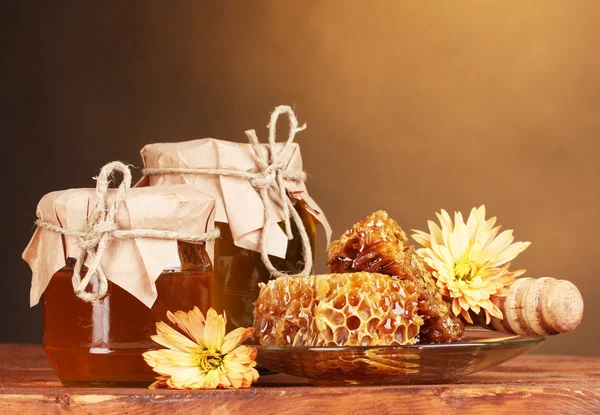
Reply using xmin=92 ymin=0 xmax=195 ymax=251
xmin=138 ymin=138 xmax=332 ymax=257
xmin=23 ymin=183 xmax=217 ymax=308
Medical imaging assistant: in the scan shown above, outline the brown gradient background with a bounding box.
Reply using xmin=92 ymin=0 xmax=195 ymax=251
xmin=1 ymin=1 xmax=599 ymax=356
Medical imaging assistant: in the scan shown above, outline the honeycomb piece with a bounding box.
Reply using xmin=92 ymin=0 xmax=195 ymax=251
xmin=253 ymin=272 xmax=423 ymax=346
xmin=327 ymin=210 xmax=464 ymax=343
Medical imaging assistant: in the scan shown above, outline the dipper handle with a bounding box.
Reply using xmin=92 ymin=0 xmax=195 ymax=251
xmin=475 ymin=277 xmax=584 ymax=336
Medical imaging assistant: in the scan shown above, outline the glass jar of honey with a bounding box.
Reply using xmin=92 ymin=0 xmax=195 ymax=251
xmin=137 ymin=105 xmax=330 ymax=335
xmin=42 ymin=242 xmax=212 ymax=386
xmin=23 ymin=162 xmax=221 ymax=386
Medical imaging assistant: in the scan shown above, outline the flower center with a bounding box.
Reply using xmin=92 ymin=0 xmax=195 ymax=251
xmin=197 ymin=350 xmax=223 ymax=372
xmin=454 ymin=259 xmax=478 ymax=282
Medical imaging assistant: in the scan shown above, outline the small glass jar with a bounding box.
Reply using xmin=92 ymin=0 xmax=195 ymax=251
xmin=42 ymin=242 xmax=212 ymax=386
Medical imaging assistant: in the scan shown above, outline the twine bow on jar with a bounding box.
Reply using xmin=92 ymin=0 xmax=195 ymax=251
xmin=34 ymin=161 xmax=221 ymax=303
xmin=142 ymin=105 xmax=313 ymax=279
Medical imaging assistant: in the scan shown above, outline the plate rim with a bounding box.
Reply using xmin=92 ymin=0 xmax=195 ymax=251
xmin=254 ymin=327 xmax=544 ymax=352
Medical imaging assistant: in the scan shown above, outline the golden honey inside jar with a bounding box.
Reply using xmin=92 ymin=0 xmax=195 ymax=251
xmin=43 ymin=242 xmax=212 ymax=386
xmin=212 ymin=202 xmax=316 ymax=332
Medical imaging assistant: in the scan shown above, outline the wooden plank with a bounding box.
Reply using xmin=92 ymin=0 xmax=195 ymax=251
xmin=1 ymin=384 xmax=599 ymax=415
xmin=1 ymin=344 xmax=599 ymax=415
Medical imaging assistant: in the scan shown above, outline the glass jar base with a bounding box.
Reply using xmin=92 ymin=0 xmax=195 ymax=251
xmin=44 ymin=345 xmax=156 ymax=386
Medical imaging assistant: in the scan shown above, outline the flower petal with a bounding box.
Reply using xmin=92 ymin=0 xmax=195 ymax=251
xmin=412 ymin=230 xmax=432 ymax=249
xmin=490 ymin=241 xmax=531 ymax=267
xmin=204 ymin=311 xmax=226 ymax=351
xmin=230 ymin=345 xmax=258 ymax=361
xmin=437 ymin=209 xmax=454 ymax=232
xmin=169 ymin=367 xmax=204 ymax=389
xmin=204 ymin=369 xmax=221 ymax=389
xmin=187 ymin=373 xmax=209 ymax=389
xmin=168 ymin=307 xmax=206 ymax=345
xmin=154 ymin=349 xmax=198 ymax=367
xmin=152 ymin=322 xmax=200 ymax=353
xmin=486 ymin=229 xmax=514 ymax=255
xmin=221 ymin=327 xmax=255 ymax=354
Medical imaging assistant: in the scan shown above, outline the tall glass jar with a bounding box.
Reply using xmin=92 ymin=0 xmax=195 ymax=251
xmin=42 ymin=242 xmax=212 ymax=386
xmin=139 ymin=137 xmax=327 ymax=334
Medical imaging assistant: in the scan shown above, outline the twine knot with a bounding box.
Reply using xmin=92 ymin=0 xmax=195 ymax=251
xmin=249 ymin=161 xmax=282 ymax=189
xmin=239 ymin=105 xmax=313 ymax=278
xmin=78 ymin=221 xmax=118 ymax=249
xmin=69 ymin=161 xmax=131 ymax=303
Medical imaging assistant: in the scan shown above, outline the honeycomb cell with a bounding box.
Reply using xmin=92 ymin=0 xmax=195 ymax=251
xmin=394 ymin=326 xmax=405 ymax=343
xmin=333 ymin=295 xmax=346 ymax=310
xmin=347 ymin=315 xmax=361 ymax=330
xmin=322 ymin=325 xmax=334 ymax=342
xmin=379 ymin=295 xmax=391 ymax=311
xmin=318 ymin=308 xmax=345 ymax=327
xmin=253 ymin=272 xmax=423 ymax=346
xmin=367 ymin=318 xmax=380 ymax=333
xmin=334 ymin=327 xmax=349 ymax=344
xmin=348 ymin=291 xmax=360 ymax=307
xmin=407 ymin=323 xmax=419 ymax=340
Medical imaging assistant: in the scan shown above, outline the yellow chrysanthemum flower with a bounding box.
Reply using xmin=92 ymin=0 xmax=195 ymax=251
xmin=143 ymin=307 xmax=259 ymax=389
xmin=412 ymin=205 xmax=530 ymax=325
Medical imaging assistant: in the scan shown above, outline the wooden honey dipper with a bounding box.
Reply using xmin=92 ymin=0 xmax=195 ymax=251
xmin=471 ymin=277 xmax=584 ymax=336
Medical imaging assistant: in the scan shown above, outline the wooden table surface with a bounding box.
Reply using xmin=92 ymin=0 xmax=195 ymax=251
xmin=1 ymin=344 xmax=599 ymax=414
